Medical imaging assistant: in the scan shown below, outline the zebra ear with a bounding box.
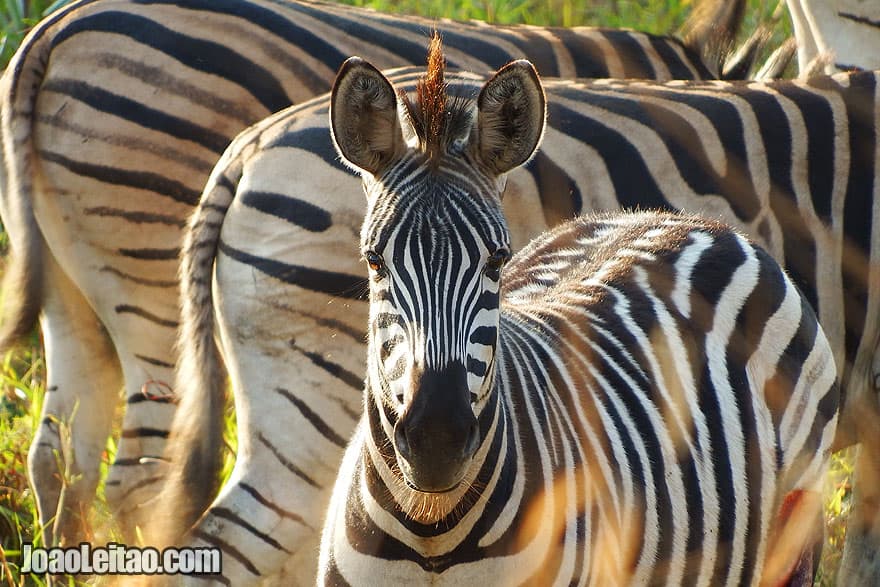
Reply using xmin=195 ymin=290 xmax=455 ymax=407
xmin=473 ymin=60 xmax=546 ymax=175
xmin=330 ymin=57 xmax=406 ymax=176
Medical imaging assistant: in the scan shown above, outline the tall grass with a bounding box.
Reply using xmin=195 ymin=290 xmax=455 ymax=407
xmin=0 ymin=0 xmax=848 ymax=585
xmin=341 ymin=0 xmax=792 ymax=58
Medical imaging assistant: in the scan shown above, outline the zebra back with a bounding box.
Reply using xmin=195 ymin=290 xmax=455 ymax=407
xmin=157 ymin=56 xmax=880 ymax=587
xmin=323 ymin=214 xmax=839 ymax=585
xmin=207 ymin=68 xmax=880 ymax=448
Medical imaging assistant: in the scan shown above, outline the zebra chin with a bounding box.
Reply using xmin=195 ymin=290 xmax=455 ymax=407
xmin=395 ymin=455 xmax=471 ymax=494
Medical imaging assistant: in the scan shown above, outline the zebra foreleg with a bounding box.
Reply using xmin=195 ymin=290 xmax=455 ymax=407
xmin=29 ymin=255 xmax=121 ymax=546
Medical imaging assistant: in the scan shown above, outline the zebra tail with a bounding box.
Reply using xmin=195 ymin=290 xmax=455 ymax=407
xmin=721 ymin=24 xmax=771 ymax=80
xmin=754 ymin=37 xmax=797 ymax=81
xmin=149 ymin=147 xmax=244 ymax=547
xmin=0 ymin=14 xmax=58 ymax=354
xmin=679 ymin=0 xmax=747 ymax=77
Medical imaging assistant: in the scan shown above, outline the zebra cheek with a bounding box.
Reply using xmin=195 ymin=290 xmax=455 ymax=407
xmin=466 ymin=353 xmax=491 ymax=400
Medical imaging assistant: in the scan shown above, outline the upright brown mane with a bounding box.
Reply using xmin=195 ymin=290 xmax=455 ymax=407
xmin=401 ymin=32 xmax=472 ymax=166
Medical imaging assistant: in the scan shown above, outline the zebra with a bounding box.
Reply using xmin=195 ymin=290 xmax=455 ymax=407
xmin=316 ymin=49 xmax=839 ymax=585
xmin=0 ymin=0 xmax=748 ymax=547
xmin=162 ymin=63 xmax=880 ymax=583
xmin=786 ymin=0 xmax=880 ymax=74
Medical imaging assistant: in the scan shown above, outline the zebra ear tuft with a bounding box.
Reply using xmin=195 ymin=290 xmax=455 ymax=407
xmin=473 ymin=60 xmax=546 ymax=175
xmin=330 ymin=57 xmax=406 ymax=176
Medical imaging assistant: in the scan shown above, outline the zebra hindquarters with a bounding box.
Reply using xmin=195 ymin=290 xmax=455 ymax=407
xmin=743 ymin=247 xmax=840 ymax=584
xmin=170 ymin=138 xmax=368 ymax=584
xmin=30 ymin=124 xmax=184 ymax=538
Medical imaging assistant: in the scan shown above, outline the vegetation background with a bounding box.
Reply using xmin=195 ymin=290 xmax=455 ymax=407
xmin=0 ymin=0 xmax=852 ymax=585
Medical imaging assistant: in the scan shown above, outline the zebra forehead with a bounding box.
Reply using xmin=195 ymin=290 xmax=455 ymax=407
xmin=364 ymin=183 xmax=510 ymax=253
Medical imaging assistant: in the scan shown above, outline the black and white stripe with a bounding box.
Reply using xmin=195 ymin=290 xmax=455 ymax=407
xmin=323 ymin=214 xmax=839 ymax=586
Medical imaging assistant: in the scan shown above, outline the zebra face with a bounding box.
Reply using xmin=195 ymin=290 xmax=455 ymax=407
xmin=361 ymin=175 xmax=510 ymax=492
xmin=330 ymin=44 xmax=545 ymax=493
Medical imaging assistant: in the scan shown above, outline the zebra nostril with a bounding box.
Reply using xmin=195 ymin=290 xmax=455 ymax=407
xmin=393 ymin=423 xmax=412 ymax=462
xmin=464 ymin=421 xmax=479 ymax=459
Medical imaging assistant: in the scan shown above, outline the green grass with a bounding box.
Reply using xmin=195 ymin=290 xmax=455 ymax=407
xmin=0 ymin=0 xmax=847 ymax=585
xmin=0 ymin=0 xmax=72 ymax=66
xmin=1 ymin=342 xmax=46 ymax=586
xmin=341 ymin=0 xmax=793 ymax=69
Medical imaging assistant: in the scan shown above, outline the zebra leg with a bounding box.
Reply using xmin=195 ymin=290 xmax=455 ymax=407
xmin=29 ymin=254 xmax=121 ymax=546
xmin=34 ymin=234 xmax=184 ymax=538
xmin=178 ymin=424 xmax=338 ymax=586
xmin=103 ymin=331 xmax=180 ymax=538
xmin=175 ymin=343 xmax=362 ymax=585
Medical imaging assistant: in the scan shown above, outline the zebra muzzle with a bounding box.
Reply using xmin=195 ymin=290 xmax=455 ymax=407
xmin=392 ymin=366 xmax=480 ymax=493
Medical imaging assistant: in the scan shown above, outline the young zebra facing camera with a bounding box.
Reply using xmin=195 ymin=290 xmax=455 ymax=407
xmin=318 ymin=37 xmax=839 ymax=586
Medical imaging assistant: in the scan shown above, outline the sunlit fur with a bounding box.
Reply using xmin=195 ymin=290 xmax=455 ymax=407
xmin=156 ymin=64 xmax=880 ymax=584
xmin=323 ymin=206 xmax=841 ymax=586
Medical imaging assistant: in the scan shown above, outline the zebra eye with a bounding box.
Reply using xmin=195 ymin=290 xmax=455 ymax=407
xmin=485 ymin=248 xmax=510 ymax=279
xmin=365 ymin=251 xmax=386 ymax=275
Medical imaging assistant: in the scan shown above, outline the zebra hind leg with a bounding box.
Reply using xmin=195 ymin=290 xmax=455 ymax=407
xmin=103 ymin=332 xmax=180 ymax=540
xmin=28 ymin=254 xmax=121 ymax=546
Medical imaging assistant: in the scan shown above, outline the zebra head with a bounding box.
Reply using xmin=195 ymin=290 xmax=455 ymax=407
xmin=330 ymin=38 xmax=546 ymax=493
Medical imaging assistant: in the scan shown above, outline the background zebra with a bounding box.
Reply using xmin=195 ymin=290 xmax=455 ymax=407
xmin=0 ymin=0 xmax=746 ymax=547
xmin=786 ymin=0 xmax=880 ymax=73
xmin=318 ymin=50 xmax=839 ymax=585
xmin=168 ymin=64 xmax=880 ymax=583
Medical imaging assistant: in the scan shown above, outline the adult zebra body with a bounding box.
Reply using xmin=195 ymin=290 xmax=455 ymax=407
xmin=171 ymin=66 xmax=880 ymax=583
xmin=0 ymin=0 xmax=742 ymax=545
xmin=317 ymin=52 xmax=839 ymax=585
xmin=786 ymin=0 xmax=880 ymax=74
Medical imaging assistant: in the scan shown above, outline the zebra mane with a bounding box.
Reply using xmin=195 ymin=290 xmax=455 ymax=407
xmin=400 ymin=32 xmax=473 ymax=166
